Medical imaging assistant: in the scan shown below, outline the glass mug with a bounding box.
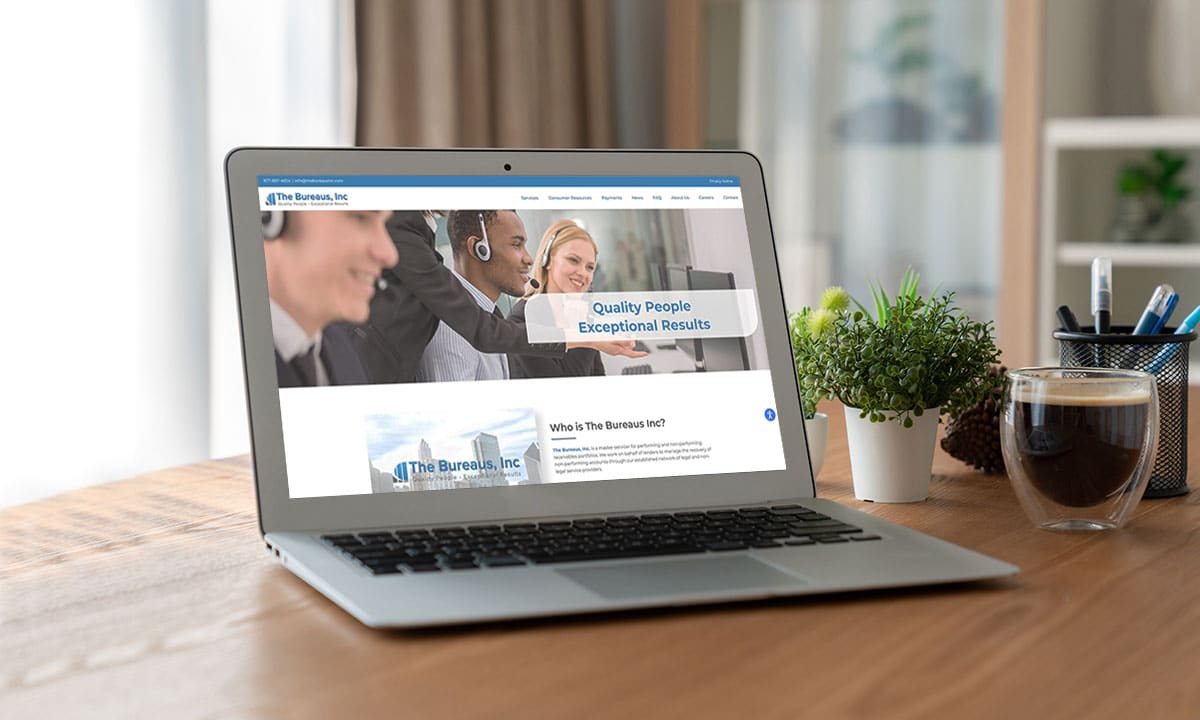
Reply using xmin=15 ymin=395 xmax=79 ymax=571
xmin=1001 ymin=367 xmax=1159 ymax=531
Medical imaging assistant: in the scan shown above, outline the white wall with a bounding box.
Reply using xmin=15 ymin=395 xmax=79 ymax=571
xmin=1043 ymin=0 xmax=1102 ymax=118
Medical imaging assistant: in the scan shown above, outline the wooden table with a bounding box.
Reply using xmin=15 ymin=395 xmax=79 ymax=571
xmin=4 ymin=399 xmax=1200 ymax=719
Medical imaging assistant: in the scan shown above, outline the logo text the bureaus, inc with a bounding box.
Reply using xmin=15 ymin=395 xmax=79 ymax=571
xmin=261 ymin=190 xmax=350 ymax=207
xmin=384 ymin=430 xmax=533 ymax=490
xmin=394 ymin=456 xmax=522 ymax=481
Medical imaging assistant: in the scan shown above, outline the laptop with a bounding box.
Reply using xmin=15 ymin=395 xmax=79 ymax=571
xmin=225 ymin=147 xmax=1017 ymax=628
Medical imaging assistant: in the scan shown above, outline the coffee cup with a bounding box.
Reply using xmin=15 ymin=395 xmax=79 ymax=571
xmin=1001 ymin=367 xmax=1159 ymax=531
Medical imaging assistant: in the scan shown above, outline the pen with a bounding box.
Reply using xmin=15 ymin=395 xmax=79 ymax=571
xmin=1146 ymin=304 xmax=1200 ymax=374
xmin=1091 ymin=257 xmax=1112 ymax=333
xmin=1175 ymin=304 xmax=1200 ymax=334
xmin=1056 ymin=305 xmax=1081 ymax=332
xmin=1133 ymin=284 xmax=1177 ymax=335
xmin=1150 ymin=292 xmax=1179 ymax=334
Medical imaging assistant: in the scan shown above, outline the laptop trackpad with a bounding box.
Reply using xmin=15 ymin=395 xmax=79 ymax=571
xmin=557 ymin=555 xmax=806 ymax=600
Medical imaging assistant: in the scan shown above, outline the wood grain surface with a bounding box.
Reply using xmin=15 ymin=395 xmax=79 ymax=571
xmin=4 ymin=399 xmax=1200 ymax=719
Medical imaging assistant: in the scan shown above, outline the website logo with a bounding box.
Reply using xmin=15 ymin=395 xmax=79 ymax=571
xmin=393 ymin=457 xmax=520 ymax=479
xmin=262 ymin=190 xmax=347 ymax=207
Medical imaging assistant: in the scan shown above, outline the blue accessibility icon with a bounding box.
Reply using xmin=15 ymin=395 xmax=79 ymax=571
xmin=764 ymin=408 xmax=777 ymax=422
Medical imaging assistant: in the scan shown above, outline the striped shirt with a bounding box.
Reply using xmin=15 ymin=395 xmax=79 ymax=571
xmin=415 ymin=270 xmax=510 ymax=382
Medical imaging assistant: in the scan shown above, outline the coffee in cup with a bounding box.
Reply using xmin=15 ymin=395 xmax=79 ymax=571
xmin=1002 ymin=368 xmax=1158 ymax=531
xmin=1008 ymin=387 xmax=1151 ymax=507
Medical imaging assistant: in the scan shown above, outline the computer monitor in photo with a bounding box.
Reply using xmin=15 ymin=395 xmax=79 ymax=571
xmin=664 ymin=264 xmax=698 ymax=364
xmin=649 ymin=262 xmax=669 ymax=292
xmin=686 ymin=268 xmax=750 ymax=373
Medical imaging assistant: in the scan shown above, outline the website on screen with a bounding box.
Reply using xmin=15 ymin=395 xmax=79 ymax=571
xmin=257 ymin=175 xmax=787 ymax=498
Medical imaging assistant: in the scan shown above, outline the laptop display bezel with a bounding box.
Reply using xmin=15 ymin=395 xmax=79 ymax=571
xmin=225 ymin=148 xmax=815 ymax=534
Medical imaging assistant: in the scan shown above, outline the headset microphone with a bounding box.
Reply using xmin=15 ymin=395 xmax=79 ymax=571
xmin=262 ymin=210 xmax=286 ymax=240
xmin=543 ymin=225 xmax=567 ymax=269
xmin=472 ymin=212 xmax=493 ymax=262
xmin=529 ymin=277 xmax=540 ymax=290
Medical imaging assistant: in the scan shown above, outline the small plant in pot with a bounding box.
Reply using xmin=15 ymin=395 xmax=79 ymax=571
xmin=790 ymin=269 xmax=1003 ymax=501
xmin=788 ymin=286 xmax=854 ymax=477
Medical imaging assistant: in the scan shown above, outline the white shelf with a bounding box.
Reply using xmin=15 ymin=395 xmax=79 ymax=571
xmin=1038 ymin=115 xmax=1200 ymax=366
xmin=1057 ymin=243 xmax=1200 ymax=267
xmin=1045 ymin=116 xmax=1200 ymax=148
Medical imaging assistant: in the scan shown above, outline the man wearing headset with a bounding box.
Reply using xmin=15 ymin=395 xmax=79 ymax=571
xmin=356 ymin=210 xmax=643 ymax=383
xmin=415 ymin=210 xmax=534 ymax=381
xmin=262 ymin=209 xmax=398 ymax=387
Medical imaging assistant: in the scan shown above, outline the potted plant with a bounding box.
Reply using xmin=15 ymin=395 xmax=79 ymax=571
xmin=790 ymin=269 xmax=1003 ymax=501
xmin=1109 ymin=148 xmax=1193 ymax=244
xmin=788 ymin=287 xmax=853 ymax=478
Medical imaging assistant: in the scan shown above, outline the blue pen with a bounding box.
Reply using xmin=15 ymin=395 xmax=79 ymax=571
xmin=1150 ymin=292 xmax=1179 ymax=334
xmin=1134 ymin=284 xmax=1177 ymax=334
xmin=1146 ymin=304 xmax=1200 ymax=374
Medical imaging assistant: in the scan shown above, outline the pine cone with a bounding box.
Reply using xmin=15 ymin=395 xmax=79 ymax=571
xmin=941 ymin=365 xmax=1007 ymax=474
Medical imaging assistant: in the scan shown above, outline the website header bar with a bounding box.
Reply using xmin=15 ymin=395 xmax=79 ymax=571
xmin=258 ymin=175 xmax=740 ymax=188
xmin=258 ymin=186 xmax=743 ymax=210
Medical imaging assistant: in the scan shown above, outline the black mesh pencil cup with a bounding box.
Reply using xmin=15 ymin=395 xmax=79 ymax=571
xmin=1054 ymin=326 xmax=1197 ymax=498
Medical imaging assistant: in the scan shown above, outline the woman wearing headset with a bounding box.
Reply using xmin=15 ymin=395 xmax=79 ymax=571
xmin=508 ymin=220 xmax=608 ymax=378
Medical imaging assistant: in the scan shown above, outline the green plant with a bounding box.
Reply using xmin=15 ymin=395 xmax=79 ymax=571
xmin=1118 ymin=149 xmax=1192 ymax=212
xmin=789 ymin=269 xmax=1003 ymax=427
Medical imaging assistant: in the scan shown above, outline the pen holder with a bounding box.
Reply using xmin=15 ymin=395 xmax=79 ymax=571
xmin=1054 ymin=326 xmax=1197 ymax=498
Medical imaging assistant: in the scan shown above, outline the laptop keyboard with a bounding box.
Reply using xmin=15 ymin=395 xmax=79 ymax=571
xmin=320 ymin=505 xmax=880 ymax=575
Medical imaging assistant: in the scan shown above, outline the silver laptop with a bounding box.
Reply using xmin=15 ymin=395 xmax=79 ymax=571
xmin=225 ymin=147 xmax=1016 ymax=628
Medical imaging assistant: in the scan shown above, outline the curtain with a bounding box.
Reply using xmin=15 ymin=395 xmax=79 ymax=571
xmin=207 ymin=0 xmax=358 ymax=460
xmin=355 ymin=0 xmax=616 ymax=148
xmin=0 ymin=1 xmax=354 ymax=507
xmin=740 ymin=0 xmax=1005 ymax=320
xmin=1 ymin=2 xmax=210 ymax=508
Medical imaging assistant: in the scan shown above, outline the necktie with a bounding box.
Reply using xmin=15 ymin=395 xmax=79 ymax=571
xmin=290 ymin=346 xmax=319 ymax=386
xmin=493 ymin=308 xmax=510 ymax=379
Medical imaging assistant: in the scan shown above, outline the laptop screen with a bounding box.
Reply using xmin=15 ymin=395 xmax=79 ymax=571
xmin=257 ymin=174 xmax=787 ymax=499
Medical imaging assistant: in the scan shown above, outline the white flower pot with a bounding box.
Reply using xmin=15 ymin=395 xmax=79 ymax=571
xmin=844 ymin=406 xmax=940 ymax=503
xmin=804 ymin=412 xmax=829 ymax=478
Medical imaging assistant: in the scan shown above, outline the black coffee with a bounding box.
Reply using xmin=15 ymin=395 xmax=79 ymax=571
xmin=1010 ymin=397 xmax=1150 ymax=507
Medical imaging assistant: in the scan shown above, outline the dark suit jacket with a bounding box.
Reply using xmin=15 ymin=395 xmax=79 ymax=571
xmin=275 ymin=324 xmax=367 ymax=388
xmin=507 ymin=299 xmax=605 ymax=379
xmin=355 ymin=211 xmax=561 ymax=383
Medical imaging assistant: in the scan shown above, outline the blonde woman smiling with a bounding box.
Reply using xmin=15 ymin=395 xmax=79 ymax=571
xmin=508 ymin=220 xmax=610 ymax=378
